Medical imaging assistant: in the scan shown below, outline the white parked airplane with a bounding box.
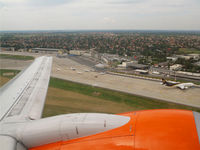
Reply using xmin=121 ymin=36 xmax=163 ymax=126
xmin=161 ymin=78 xmax=195 ymax=90
xmin=84 ymin=69 xmax=90 ymax=72
xmin=76 ymin=71 xmax=83 ymax=74
xmin=99 ymin=72 xmax=105 ymax=75
xmin=70 ymin=67 xmax=76 ymax=71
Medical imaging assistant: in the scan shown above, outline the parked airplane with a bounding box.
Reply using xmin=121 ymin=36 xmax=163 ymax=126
xmin=76 ymin=71 xmax=83 ymax=74
xmin=0 ymin=56 xmax=199 ymax=150
xmin=162 ymin=78 xmax=195 ymax=90
xmin=99 ymin=72 xmax=105 ymax=75
xmin=70 ymin=67 xmax=76 ymax=71
xmin=84 ymin=69 xmax=90 ymax=72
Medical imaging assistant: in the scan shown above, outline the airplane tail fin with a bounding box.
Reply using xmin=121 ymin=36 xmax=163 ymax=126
xmin=161 ymin=78 xmax=166 ymax=85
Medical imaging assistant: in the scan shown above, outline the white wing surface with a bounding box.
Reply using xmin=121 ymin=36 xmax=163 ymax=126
xmin=176 ymin=84 xmax=185 ymax=90
xmin=0 ymin=56 xmax=52 ymax=121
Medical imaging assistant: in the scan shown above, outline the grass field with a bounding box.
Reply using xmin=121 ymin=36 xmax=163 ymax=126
xmin=1 ymin=69 xmax=200 ymax=118
xmin=0 ymin=69 xmax=20 ymax=78
xmin=43 ymin=77 xmax=200 ymax=117
xmin=43 ymin=87 xmax=136 ymax=117
xmin=0 ymin=54 xmax=34 ymax=60
xmin=0 ymin=76 xmax=10 ymax=87
xmin=177 ymin=48 xmax=200 ymax=54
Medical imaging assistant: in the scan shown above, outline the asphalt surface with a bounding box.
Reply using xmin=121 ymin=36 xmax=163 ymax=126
xmin=52 ymin=56 xmax=200 ymax=108
xmin=1 ymin=51 xmax=200 ymax=108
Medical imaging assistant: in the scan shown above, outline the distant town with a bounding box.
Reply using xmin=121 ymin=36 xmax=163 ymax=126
xmin=0 ymin=31 xmax=200 ymax=81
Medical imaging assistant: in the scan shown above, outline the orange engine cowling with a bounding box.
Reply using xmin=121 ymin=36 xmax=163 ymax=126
xmin=30 ymin=109 xmax=200 ymax=150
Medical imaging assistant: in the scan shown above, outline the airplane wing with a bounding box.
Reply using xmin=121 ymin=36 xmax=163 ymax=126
xmin=0 ymin=56 xmax=52 ymax=121
xmin=176 ymin=85 xmax=185 ymax=89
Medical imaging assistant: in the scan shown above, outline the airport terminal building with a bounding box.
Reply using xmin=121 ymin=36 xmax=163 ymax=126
xmin=31 ymin=48 xmax=60 ymax=54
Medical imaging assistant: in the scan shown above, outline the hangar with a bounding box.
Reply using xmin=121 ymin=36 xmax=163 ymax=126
xmin=31 ymin=48 xmax=60 ymax=54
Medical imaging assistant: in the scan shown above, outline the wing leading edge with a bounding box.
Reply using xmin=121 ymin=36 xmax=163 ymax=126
xmin=0 ymin=56 xmax=52 ymax=121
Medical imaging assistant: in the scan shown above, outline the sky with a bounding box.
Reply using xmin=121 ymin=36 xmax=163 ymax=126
xmin=0 ymin=0 xmax=200 ymax=31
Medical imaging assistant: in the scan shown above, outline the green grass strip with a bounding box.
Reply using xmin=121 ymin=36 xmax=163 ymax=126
xmin=49 ymin=77 xmax=200 ymax=112
xmin=0 ymin=69 xmax=20 ymax=78
xmin=0 ymin=54 xmax=34 ymax=60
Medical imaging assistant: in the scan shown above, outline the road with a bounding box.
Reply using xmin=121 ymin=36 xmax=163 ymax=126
xmin=150 ymin=67 xmax=200 ymax=82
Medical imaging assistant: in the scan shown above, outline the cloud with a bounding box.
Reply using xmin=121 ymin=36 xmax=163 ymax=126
xmin=106 ymin=0 xmax=147 ymax=5
xmin=0 ymin=0 xmax=200 ymax=30
xmin=0 ymin=2 xmax=5 ymax=9
xmin=103 ymin=17 xmax=116 ymax=24
xmin=0 ymin=0 xmax=26 ymax=3
xmin=0 ymin=0 xmax=78 ymax=8
xmin=28 ymin=0 xmax=77 ymax=7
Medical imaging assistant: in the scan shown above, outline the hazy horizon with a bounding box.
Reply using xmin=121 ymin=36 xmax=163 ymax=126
xmin=0 ymin=0 xmax=200 ymax=31
xmin=1 ymin=29 xmax=200 ymax=33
